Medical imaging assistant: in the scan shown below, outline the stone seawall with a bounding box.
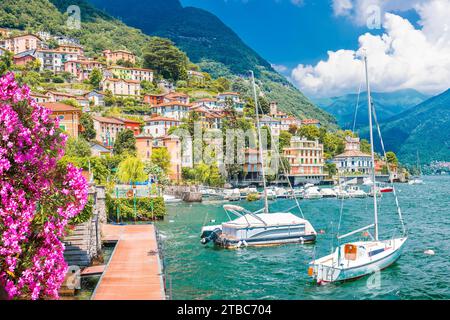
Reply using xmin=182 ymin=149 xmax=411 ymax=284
xmin=164 ymin=185 xmax=202 ymax=202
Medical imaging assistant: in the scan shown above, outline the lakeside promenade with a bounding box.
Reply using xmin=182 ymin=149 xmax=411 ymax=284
xmin=92 ymin=224 xmax=166 ymax=300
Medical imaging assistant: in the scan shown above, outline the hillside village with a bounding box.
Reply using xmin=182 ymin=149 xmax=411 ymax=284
xmin=0 ymin=28 xmax=404 ymax=187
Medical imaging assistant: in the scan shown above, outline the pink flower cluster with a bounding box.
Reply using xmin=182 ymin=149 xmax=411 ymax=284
xmin=0 ymin=73 xmax=88 ymax=300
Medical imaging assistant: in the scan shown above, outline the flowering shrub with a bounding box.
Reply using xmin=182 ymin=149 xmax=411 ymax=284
xmin=0 ymin=73 xmax=88 ymax=300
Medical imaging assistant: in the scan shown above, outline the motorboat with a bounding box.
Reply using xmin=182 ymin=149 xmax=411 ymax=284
xmin=163 ymin=194 xmax=182 ymax=204
xmin=304 ymin=187 xmax=323 ymax=200
xmin=334 ymin=186 xmax=350 ymax=199
xmin=346 ymin=186 xmax=367 ymax=198
xmin=309 ymin=53 xmax=407 ymax=284
xmin=408 ymin=178 xmax=424 ymax=185
xmin=320 ymin=188 xmax=337 ymax=198
xmin=200 ymin=70 xmax=317 ymax=249
xmin=201 ymin=205 xmax=317 ymax=248
xmin=265 ymin=188 xmax=278 ymax=200
xmin=224 ymin=189 xmax=241 ymax=201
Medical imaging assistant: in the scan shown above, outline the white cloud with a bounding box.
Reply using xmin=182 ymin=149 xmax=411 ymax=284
xmin=292 ymin=0 xmax=450 ymax=98
xmin=331 ymin=0 xmax=429 ymax=26
xmin=272 ymin=64 xmax=289 ymax=73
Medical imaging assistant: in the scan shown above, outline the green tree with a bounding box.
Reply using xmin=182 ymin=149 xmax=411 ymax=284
xmin=297 ymin=125 xmax=320 ymax=140
xmin=325 ymin=162 xmax=337 ymax=177
xmin=80 ymin=113 xmax=96 ymax=141
xmin=207 ymin=164 xmax=225 ymax=187
xmin=117 ymin=156 xmax=147 ymax=184
xmin=65 ymin=137 xmax=92 ymax=158
xmin=279 ymin=131 xmax=292 ymax=151
xmin=0 ymin=51 xmax=13 ymax=75
xmin=114 ymin=129 xmax=136 ymax=155
xmin=212 ymin=77 xmax=231 ymax=92
xmin=144 ymin=161 xmax=169 ymax=186
xmin=143 ymin=37 xmax=189 ymax=81
xmin=89 ymin=68 xmax=103 ymax=89
xmin=360 ymin=139 xmax=372 ymax=154
xmin=258 ymin=96 xmax=270 ymax=114
xmin=151 ymin=147 xmax=171 ymax=174
xmin=386 ymin=151 xmax=399 ymax=166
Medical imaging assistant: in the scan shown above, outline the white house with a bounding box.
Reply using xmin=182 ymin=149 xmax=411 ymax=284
xmin=260 ymin=115 xmax=281 ymax=136
xmin=101 ymin=78 xmax=141 ymax=97
xmin=150 ymin=102 xmax=192 ymax=121
xmin=143 ymin=116 xmax=180 ymax=138
xmin=333 ymin=136 xmax=373 ymax=174
xmin=192 ymin=98 xmax=219 ymax=110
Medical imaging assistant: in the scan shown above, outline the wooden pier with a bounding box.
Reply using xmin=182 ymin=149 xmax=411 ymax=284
xmin=91 ymin=224 xmax=166 ymax=300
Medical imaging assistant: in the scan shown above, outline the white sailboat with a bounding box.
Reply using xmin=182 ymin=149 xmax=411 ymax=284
xmin=200 ymin=71 xmax=317 ymax=248
xmin=409 ymin=151 xmax=424 ymax=185
xmin=308 ymin=53 xmax=408 ymax=284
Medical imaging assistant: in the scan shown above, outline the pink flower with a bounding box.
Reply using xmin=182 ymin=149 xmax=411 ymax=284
xmin=0 ymin=73 xmax=88 ymax=300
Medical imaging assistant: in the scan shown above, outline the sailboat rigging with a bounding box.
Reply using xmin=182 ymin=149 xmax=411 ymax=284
xmin=307 ymin=52 xmax=408 ymax=284
xmin=200 ymin=71 xmax=317 ymax=248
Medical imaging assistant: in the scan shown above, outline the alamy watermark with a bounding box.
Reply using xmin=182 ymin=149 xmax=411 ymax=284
xmin=66 ymin=5 xmax=81 ymax=30
xmin=366 ymin=5 xmax=382 ymax=30
xmin=169 ymin=123 xmax=282 ymax=177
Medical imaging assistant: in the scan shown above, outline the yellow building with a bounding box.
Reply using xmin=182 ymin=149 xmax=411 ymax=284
xmin=42 ymin=102 xmax=81 ymax=138
xmin=136 ymin=134 xmax=153 ymax=160
xmin=154 ymin=135 xmax=182 ymax=182
xmin=283 ymin=136 xmax=326 ymax=184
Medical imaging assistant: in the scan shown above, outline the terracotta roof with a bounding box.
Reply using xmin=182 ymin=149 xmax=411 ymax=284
xmin=64 ymin=60 xmax=105 ymax=65
xmin=194 ymin=98 xmax=217 ymax=103
xmin=107 ymin=66 xmax=153 ymax=72
xmin=218 ymin=92 xmax=239 ymax=96
xmin=153 ymin=101 xmax=192 ymax=108
xmin=145 ymin=116 xmax=180 ymax=123
xmin=334 ymin=150 xmax=371 ymax=158
xmin=41 ymin=102 xmax=81 ymax=113
xmin=302 ymin=119 xmax=320 ymax=124
xmin=103 ymin=77 xmax=141 ymax=84
xmin=45 ymin=91 xmax=76 ymax=98
xmin=136 ymin=134 xmax=153 ymax=139
xmin=103 ymin=49 xmax=134 ymax=55
xmin=164 ymin=92 xmax=189 ymax=98
xmin=92 ymin=116 xmax=125 ymax=125
xmin=118 ymin=118 xmax=141 ymax=124
xmin=31 ymin=92 xmax=47 ymax=98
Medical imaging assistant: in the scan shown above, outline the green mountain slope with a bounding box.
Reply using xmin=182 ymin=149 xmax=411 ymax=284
xmin=365 ymin=89 xmax=450 ymax=164
xmin=0 ymin=0 xmax=155 ymax=58
xmin=313 ymin=89 xmax=429 ymax=129
xmin=87 ymin=0 xmax=336 ymax=127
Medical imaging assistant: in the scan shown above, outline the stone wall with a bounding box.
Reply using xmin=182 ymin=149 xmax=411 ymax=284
xmin=63 ymin=184 xmax=106 ymax=267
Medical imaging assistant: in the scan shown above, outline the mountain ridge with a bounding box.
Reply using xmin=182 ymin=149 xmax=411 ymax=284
xmin=363 ymin=88 xmax=450 ymax=164
xmin=313 ymin=89 xmax=430 ymax=129
xmin=86 ymin=0 xmax=336 ymax=127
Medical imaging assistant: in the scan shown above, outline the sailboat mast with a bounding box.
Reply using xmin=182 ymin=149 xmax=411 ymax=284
xmin=364 ymin=53 xmax=379 ymax=241
xmin=250 ymin=70 xmax=269 ymax=213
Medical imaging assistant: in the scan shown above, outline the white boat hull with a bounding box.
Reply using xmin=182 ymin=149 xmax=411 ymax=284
xmin=309 ymin=238 xmax=407 ymax=284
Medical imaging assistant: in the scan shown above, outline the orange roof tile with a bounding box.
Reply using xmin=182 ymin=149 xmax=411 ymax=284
xmin=41 ymin=102 xmax=81 ymax=113
xmin=92 ymin=116 xmax=125 ymax=125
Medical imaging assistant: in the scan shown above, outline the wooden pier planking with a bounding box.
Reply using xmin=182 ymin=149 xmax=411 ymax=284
xmin=92 ymin=224 xmax=165 ymax=300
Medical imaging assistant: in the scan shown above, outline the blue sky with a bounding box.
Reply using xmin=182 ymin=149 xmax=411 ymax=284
xmin=180 ymin=1 xmax=448 ymax=98
xmin=181 ymin=0 xmax=415 ymax=67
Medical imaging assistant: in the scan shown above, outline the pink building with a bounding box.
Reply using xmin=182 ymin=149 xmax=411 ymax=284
xmin=0 ymin=34 xmax=43 ymax=54
xmin=64 ymin=60 xmax=105 ymax=81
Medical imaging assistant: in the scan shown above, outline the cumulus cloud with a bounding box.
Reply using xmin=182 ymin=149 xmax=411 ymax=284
xmin=272 ymin=64 xmax=289 ymax=73
xmin=292 ymin=0 xmax=450 ymax=98
xmin=331 ymin=0 xmax=429 ymax=25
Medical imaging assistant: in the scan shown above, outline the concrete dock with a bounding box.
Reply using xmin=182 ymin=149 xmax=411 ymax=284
xmin=92 ymin=224 xmax=166 ymax=300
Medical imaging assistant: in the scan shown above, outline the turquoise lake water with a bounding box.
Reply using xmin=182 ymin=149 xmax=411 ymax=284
xmin=156 ymin=176 xmax=450 ymax=300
